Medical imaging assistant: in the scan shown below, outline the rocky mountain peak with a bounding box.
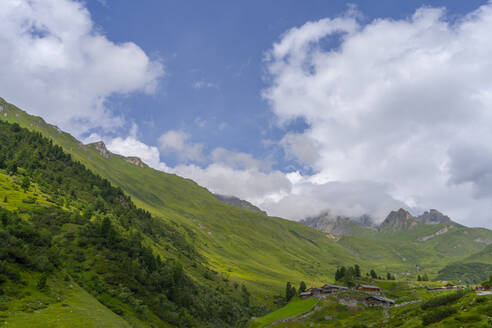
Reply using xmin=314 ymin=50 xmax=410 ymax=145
xmin=379 ymin=208 xmax=417 ymax=231
xmin=416 ymin=209 xmax=452 ymax=225
xmin=301 ymin=212 xmax=376 ymax=235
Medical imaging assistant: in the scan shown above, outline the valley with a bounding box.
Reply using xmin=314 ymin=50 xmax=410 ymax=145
xmin=1 ymin=98 xmax=492 ymax=327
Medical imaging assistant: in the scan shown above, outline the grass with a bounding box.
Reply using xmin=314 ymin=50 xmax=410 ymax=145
xmin=248 ymin=297 xmax=319 ymax=328
xmin=0 ymin=272 xmax=139 ymax=328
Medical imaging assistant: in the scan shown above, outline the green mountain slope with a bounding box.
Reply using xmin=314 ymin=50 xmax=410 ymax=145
xmin=0 ymin=98 xmax=362 ymax=302
xmin=0 ymin=122 xmax=254 ymax=327
xmin=2 ymin=97 xmax=492 ymax=323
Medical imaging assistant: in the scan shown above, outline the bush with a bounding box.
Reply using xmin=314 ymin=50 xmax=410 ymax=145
xmin=421 ymin=306 xmax=456 ymax=325
xmin=37 ymin=273 xmax=48 ymax=290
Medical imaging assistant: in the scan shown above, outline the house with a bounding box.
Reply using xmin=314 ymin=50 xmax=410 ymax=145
xmin=299 ymin=291 xmax=313 ymax=299
xmin=322 ymin=284 xmax=349 ymax=294
xmin=365 ymin=296 xmax=395 ymax=307
xmin=307 ymin=287 xmax=324 ymax=296
xmin=357 ymin=284 xmax=382 ymax=294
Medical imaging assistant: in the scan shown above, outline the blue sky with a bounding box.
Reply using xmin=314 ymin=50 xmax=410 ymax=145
xmin=84 ymin=0 xmax=485 ymax=169
xmin=2 ymin=0 xmax=492 ymax=228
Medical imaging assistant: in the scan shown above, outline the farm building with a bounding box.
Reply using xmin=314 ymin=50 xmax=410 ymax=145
xmin=357 ymin=284 xmax=382 ymax=294
xmin=365 ymin=296 xmax=395 ymax=307
xmin=322 ymin=284 xmax=349 ymax=293
xmin=307 ymin=287 xmax=324 ymax=296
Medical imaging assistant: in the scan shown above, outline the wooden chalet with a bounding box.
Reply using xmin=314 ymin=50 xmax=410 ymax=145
xmin=365 ymin=296 xmax=395 ymax=307
xmin=307 ymin=287 xmax=324 ymax=296
xmin=357 ymin=284 xmax=382 ymax=294
xmin=322 ymin=284 xmax=349 ymax=293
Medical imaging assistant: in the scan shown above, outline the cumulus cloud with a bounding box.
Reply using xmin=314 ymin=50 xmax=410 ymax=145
xmin=280 ymin=133 xmax=320 ymax=166
xmin=0 ymin=0 xmax=163 ymax=136
xmin=262 ymin=3 xmax=492 ymax=227
xmin=170 ymin=163 xmax=292 ymax=205
xmin=260 ymin=175 xmax=408 ymax=221
xmin=158 ymin=130 xmax=205 ymax=162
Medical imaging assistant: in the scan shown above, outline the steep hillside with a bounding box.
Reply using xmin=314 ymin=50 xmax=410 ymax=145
xmin=0 ymin=121 xmax=255 ymax=327
xmin=0 ymin=98 xmax=361 ymax=302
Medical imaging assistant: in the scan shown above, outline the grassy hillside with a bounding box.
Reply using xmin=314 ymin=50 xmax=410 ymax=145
xmin=0 ymin=122 xmax=258 ymax=327
xmin=0 ymin=98 xmax=362 ymax=298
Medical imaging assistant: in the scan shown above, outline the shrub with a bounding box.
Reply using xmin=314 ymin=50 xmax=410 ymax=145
xmin=37 ymin=273 xmax=48 ymax=290
xmin=421 ymin=306 xmax=456 ymax=325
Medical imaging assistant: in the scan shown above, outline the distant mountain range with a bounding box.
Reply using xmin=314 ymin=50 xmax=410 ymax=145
xmin=302 ymin=208 xmax=461 ymax=235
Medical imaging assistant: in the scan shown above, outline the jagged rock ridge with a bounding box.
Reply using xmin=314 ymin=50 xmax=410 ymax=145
xmin=301 ymin=212 xmax=376 ymax=235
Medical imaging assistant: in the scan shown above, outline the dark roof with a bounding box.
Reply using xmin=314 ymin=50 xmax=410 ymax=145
xmin=358 ymin=284 xmax=381 ymax=290
xmin=322 ymin=284 xmax=349 ymax=289
xmin=367 ymin=296 xmax=395 ymax=303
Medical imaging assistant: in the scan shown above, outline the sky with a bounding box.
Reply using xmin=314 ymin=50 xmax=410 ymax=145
xmin=1 ymin=0 xmax=492 ymax=228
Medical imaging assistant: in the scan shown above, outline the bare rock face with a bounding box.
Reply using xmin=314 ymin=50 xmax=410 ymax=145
xmin=302 ymin=212 xmax=375 ymax=235
xmin=416 ymin=209 xmax=452 ymax=225
xmin=379 ymin=208 xmax=417 ymax=231
xmin=125 ymin=156 xmax=147 ymax=168
xmin=87 ymin=141 xmax=111 ymax=159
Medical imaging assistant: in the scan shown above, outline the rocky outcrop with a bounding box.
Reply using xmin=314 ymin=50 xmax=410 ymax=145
xmin=213 ymin=194 xmax=266 ymax=214
xmin=416 ymin=209 xmax=452 ymax=225
xmin=125 ymin=156 xmax=147 ymax=168
xmin=379 ymin=209 xmax=417 ymax=232
xmin=87 ymin=141 xmax=111 ymax=159
xmin=302 ymin=212 xmax=376 ymax=235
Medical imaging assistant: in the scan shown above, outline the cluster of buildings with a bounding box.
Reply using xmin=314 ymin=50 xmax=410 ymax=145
xmin=299 ymin=283 xmax=395 ymax=307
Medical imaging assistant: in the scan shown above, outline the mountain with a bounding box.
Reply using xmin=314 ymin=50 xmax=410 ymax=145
xmin=303 ymin=206 xmax=492 ymax=280
xmin=379 ymin=208 xmax=418 ymax=231
xmin=3 ymin=97 xmax=492 ymax=325
xmin=213 ymin=194 xmax=266 ymax=214
xmin=0 ymin=121 xmax=251 ymax=327
xmin=301 ymin=212 xmax=375 ymax=236
xmin=0 ymin=97 xmax=361 ymax=304
xmin=416 ymin=209 xmax=459 ymax=226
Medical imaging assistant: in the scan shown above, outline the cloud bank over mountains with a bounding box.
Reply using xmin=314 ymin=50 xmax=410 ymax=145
xmin=2 ymin=0 xmax=492 ymax=227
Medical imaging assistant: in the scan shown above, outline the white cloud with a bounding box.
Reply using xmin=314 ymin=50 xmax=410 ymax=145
xmin=280 ymin=133 xmax=320 ymax=166
xmin=170 ymin=163 xmax=292 ymax=205
xmin=260 ymin=176 xmax=408 ymax=221
xmin=0 ymin=0 xmax=163 ymax=136
xmin=210 ymin=147 xmax=270 ymax=171
xmin=262 ymin=3 xmax=492 ymax=227
xmin=158 ymin=130 xmax=205 ymax=162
